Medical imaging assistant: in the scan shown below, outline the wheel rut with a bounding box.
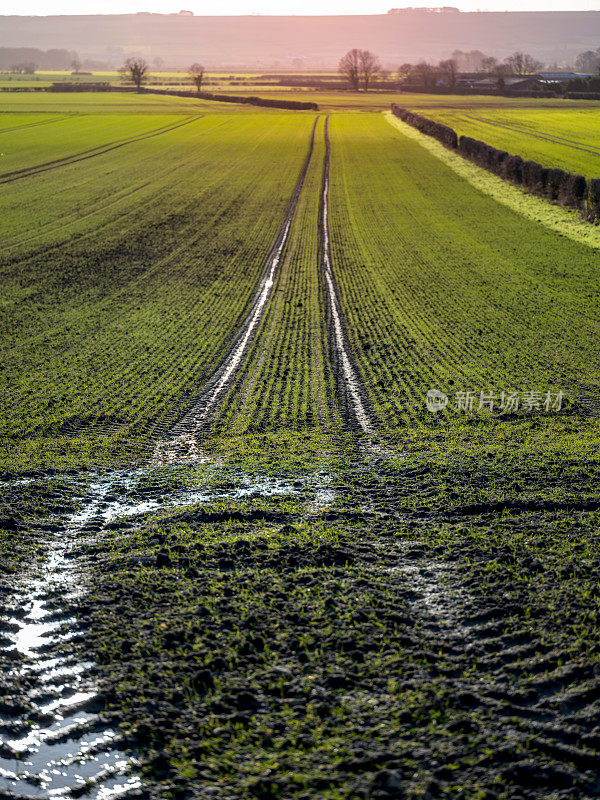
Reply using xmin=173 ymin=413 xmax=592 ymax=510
xmin=319 ymin=116 xmax=377 ymax=436
xmin=152 ymin=116 xmax=320 ymax=463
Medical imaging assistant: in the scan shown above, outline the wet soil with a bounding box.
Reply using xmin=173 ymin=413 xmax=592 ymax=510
xmin=3 ymin=456 xmax=595 ymax=799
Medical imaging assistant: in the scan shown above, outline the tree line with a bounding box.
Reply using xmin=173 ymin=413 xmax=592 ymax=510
xmin=0 ymin=47 xmax=79 ymax=73
xmin=337 ymin=48 xmax=545 ymax=91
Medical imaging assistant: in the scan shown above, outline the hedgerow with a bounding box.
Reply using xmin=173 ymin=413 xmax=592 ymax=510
xmin=393 ymin=102 xmax=600 ymax=218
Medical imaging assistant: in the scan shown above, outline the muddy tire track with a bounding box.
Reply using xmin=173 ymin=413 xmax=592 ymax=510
xmin=319 ymin=116 xmax=377 ymax=436
xmin=0 ymin=476 xmax=143 ymax=800
xmin=0 ymin=116 xmax=202 ymax=184
xmin=152 ymin=116 xmax=320 ymax=462
xmin=400 ymin=545 xmax=600 ymax=798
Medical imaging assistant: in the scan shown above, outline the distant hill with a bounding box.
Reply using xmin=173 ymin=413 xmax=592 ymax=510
xmin=0 ymin=11 xmax=598 ymax=69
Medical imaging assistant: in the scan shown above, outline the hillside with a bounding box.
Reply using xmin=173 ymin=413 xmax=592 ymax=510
xmin=0 ymin=10 xmax=598 ymax=69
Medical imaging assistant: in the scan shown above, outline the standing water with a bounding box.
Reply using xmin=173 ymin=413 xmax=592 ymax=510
xmin=0 ymin=470 xmax=301 ymax=797
xmin=0 ymin=477 xmax=141 ymax=799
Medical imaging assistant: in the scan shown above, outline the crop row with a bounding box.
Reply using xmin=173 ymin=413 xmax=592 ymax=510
xmin=211 ymin=117 xmax=340 ymax=435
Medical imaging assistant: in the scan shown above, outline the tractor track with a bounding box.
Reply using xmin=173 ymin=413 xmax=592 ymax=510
xmin=319 ymin=116 xmax=377 ymax=435
xmin=152 ymin=116 xmax=320 ymax=463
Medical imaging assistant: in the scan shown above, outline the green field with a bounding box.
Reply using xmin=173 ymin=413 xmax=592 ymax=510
xmin=399 ymin=93 xmax=600 ymax=178
xmin=3 ymin=91 xmax=600 ymax=800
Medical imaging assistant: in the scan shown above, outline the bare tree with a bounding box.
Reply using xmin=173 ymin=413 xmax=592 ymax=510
xmin=121 ymin=57 xmax=149 ymax=91
xmin=71 ymin=57 xmax=81 ymax=74
xmin=504 ymin=52 xmax=542 ymax=75
xmin=438 ymin=58 xmax=458 ymax=88
xmin=413 ymin=61 xmax=437 ymax=91
xmin=575 ymin=49 xmax=600 ymax=74
xmin=339 ymin=49 xmax=361 ymax=90
xmin=481 ymin=56 xmax=498 ymax=74
xmin=359 ymin=49 xmax=381 ymax=91
xmin=188 ymin=63 xmax=205 ymax=93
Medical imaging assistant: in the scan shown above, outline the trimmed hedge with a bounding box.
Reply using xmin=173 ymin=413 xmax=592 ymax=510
xmin=588 ymin=179 xmax=600 ymax=222
xmin=391 ymin=104 xmax=457 ymax=149
xmin=134 ymin=87 xmax=318 ymax=110
xmin=392 ymin=102 xmax=600 ymax=220
xmin=198 ymin=90 xmax=318 ymax=110
xmin=48 ymin=82 xmax=111 ymax=92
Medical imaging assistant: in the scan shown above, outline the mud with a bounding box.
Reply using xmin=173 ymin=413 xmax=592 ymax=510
xmin=65 ymin=463 xmax=600 ymax=800
xmin=0 ymin=471 xmax=301 ymax=798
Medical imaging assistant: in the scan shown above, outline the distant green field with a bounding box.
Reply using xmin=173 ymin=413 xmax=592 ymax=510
xmin=0 ymin=91 xmax=249 ymax=113
xmin=400 ymin=93 xmax=600 ymax=178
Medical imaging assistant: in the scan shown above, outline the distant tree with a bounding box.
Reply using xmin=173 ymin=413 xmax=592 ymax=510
xmin=438 ymin=58 xmax=458 ymax=87
xmin=153 ymin=56 xmax=164 ymax=70
xmin=574 ymin=49 xmax=600 ymax=74
xmin=397 ymin=62 xmax=413 ymax=78
xmin=188 ymin=62 xmax=205 ymax=93
xmin=71 ymin=57 xmax=81 ymax=74
xmin=504 ymin=51 xmax=542 ymax=75
xmin=359 ymin=49 xmax=381 ymax=91
xmin=121 ymin=57 xmax=149 ymax=91
xmin=452 ymin=48 xmax=487 ymax=71
xmin=339 ymin=49 xmax=361 ymax=90
xmin=12 ymin=62 xmax=37 ymax=74
xmin=413 ymin=61 xmax=437 ymax=91
xmin=481 ymin=56 xmax=498 ymax=74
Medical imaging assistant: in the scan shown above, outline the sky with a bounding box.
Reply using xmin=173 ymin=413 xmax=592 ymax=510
xmin=2 ymin=1 xmax=600 ymax=15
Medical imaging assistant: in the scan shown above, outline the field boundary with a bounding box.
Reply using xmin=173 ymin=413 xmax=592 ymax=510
xmin=391 ymin=104 xmax=600 ymax=220
xmin=124 ymin=87 xmax=319 ymax=111
xmin=384 ymin=111 xmax=600 ymax=252
xmin=463 ymin=112 xmax=600 ymax=158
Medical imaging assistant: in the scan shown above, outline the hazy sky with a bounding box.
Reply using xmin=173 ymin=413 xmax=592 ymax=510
xmin=3 ymin=1 xmax=599 ymax=14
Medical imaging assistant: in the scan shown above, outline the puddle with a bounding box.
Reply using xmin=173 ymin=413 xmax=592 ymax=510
xmin=0 ymin=468 xmax=305 ymax=797
xmin=307 ymin=475 xmax=336 ymax=512
xmin=0 ymin=478 xmax=140 ymax=799
xmin=400 ymin=562 xmax=457 ymax=620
